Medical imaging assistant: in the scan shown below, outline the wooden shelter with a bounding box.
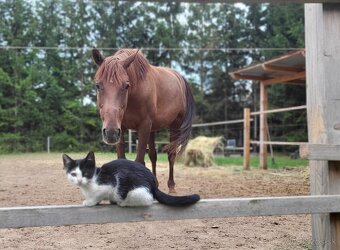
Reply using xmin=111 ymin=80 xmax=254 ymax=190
xmin=230 ymin=50 xmax=306 ymax=169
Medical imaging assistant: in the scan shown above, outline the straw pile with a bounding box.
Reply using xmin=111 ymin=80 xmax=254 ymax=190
xmin=184 ymin=136 xmax=223 ymax=167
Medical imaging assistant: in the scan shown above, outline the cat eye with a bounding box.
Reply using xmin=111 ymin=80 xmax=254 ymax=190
xmin=71 ymin=173 xmax=77 ymax=177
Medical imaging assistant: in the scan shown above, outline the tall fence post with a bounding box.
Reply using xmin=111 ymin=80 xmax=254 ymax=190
xmin=243 ymin=108 xmax=250 ymax=170
xmin=47 ymin=136 xmax=50 ymax=154
xmin=305 ymin=3 xmax=340 ymax=249
xmin=259 ymin=82 xmax=268 ymax=169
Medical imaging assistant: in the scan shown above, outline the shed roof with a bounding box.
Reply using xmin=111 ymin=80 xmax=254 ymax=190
xmin=229 ymin=50 xmax=305 ymax=85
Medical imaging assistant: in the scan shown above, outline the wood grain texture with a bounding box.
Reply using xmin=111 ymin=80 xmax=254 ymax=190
xmin=2 ymin=196 xmax=340 ymax=229
xmin=259 ymin=82 xmax=268 ymax=169
xmin=300 ymin=144 xmax=340 ymax=160
xmin=243 ymin=108 xmax=251 ymax=170
xmin=305 ymin=3 xmax=340 ymax=250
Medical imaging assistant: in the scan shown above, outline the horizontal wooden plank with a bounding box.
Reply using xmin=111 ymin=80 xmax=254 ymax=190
xmin=300 ymin=144 xmax=340 ymax=160
xmin=261 ymin=71 xmax=305 ymax=85
xmin=250 ymin=105 xmax=306 ymax=116
xmin=262 ymin=63 xmax=304 ymax=73
xmin=192 ymin=118 xmax=253 ymax=127
xmin=2 ymin=195 xmax=340 ymax=228
xmin=229 ymin=72 xmax=269 ymax=81
xmin=251 ymin=140 xmax=307 ymax=146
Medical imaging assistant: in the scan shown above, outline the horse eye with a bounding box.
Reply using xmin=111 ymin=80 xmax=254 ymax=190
xmin=95 ymin=82 xmax=103 ymax=91
xmin=123 ymin=82 xmax=130 ymax=90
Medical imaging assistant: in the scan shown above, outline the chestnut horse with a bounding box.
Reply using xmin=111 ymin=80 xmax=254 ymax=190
xmin=92 ymin=48 xmax=195 ymax=193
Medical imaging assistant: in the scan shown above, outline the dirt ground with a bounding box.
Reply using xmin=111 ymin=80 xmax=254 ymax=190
xmin=0 ymin=153 xmax=311 ymax=250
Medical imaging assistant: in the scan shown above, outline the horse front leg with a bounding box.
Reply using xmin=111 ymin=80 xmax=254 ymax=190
xmin=116 ymin=129 xmax=126 ymax=159
xmin=148 ymin=132 xmax=159 ymax=186
xmin=135 ymin=123 xmax=151 ymax=165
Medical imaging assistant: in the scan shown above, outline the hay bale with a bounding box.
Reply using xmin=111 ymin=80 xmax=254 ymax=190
xmin=184 ymin=136 xmax=223 ymax=167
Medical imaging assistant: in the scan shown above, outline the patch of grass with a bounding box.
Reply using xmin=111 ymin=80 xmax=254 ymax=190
xmin=213 ymin=154 xmax=308 ymax=169
xmin=299 ymin=241 xmax=312 ymax=250
xmin=117 ymin=152 xmax=308 ymax=170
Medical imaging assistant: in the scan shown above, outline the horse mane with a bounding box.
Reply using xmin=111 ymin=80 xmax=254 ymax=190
xmin=95 ymin=49 xmax=150 ymax=85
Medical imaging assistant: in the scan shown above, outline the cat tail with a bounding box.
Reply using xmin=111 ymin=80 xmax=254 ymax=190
xmin=153 ymin=188 xmax=200 ymax=206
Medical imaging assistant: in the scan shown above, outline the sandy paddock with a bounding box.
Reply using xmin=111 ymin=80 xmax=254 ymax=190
xmin=0 ymin=153 xmax=311 ymax=250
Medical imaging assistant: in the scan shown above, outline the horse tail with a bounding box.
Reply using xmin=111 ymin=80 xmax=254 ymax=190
xmin=164 ymin=77 xmax=195 ymax=156
xmin=153 ymin=188 xmax=200 ymax=206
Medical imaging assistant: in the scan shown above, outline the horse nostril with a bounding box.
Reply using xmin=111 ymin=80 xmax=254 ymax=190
xmin=102 ymin=128 xmax=120 ymax=138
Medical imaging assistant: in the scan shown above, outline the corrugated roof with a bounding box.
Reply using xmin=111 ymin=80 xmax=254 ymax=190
xmin=229 ymin=50 xmax=305 ymax=85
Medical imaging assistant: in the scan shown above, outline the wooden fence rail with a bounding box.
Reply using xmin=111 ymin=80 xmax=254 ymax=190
xmin=243 ymin=105 xmax=308 ymax=170
xmin=250 ymin=140 xmax=307 ymax=146
xmin=250 ymin=105 xmax=307 ymax=116
xmin=2 ymin=195 xmax=340 ymax=229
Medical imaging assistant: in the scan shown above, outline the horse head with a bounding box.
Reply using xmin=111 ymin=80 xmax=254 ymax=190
xmin=92 ymin=48 xmax=138 ymax=145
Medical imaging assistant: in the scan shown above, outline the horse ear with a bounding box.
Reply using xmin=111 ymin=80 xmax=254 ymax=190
xmin=92 ymin=48 xmax=104 ymax=66
xmin=123 ymin=49 xmax=140 ymax=69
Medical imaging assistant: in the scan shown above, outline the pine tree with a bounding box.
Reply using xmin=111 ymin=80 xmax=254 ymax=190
xmin=195 ymin=4 xmax=249 ymax=139
xmin=264 ymin=4 xmax=306 ymax=148
xmin=0 ymin=0 xmax=42 ymax=151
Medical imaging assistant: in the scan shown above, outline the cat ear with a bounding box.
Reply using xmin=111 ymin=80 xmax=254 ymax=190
xmin=86 ymin=151 xmax=95 ymax=163
xmin=62 ymin=154 xmax=73 ymax=169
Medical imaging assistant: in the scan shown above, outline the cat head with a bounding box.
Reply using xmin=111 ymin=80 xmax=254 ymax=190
xmin=62 ymin=151 xmax=96 ymax=186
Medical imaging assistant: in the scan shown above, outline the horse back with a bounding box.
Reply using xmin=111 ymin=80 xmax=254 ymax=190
xmin=123 ymin=65 xmax=194 ymax=149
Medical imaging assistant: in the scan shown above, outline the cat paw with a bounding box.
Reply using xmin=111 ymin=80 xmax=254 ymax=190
xmin=83 ymin=200 xmax=97 ymax=206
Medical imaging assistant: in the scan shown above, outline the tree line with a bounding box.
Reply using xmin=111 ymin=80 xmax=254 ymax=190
xmin=0 ymin=1 xmax=306 ymax=153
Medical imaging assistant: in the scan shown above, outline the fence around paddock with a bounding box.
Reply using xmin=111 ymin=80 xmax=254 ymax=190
xmin=1 ymin=195 xmax=340 ymax=228
xmin=243 ymin=105 xmax=307 ymax=170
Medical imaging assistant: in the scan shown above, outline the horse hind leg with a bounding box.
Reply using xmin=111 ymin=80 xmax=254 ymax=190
xmin=167 ymin=150 xmax=176 ymax=193
xmin=167 ymin=129 xmax=179 ymax=194
xmin=148 ymin=132 xmax=159 ymax=187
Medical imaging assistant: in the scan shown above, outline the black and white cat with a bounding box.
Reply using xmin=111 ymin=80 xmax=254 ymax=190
xmin=62 ymin=152 xmax=200 ymax=207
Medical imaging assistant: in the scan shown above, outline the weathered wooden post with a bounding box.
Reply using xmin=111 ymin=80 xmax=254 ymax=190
xmin=305 ymin=3 xmax=340 ymax=249
xmin=243 ymin=108 xmax=251 ymax=170
xmin=259 ymin=82 xmax=268 ymax=169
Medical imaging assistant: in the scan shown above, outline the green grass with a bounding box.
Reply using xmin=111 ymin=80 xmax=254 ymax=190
xmin=95 ymin=152 xmax=308 ymax=169
xmin=214 ymin=154 xmax=308 ymax=169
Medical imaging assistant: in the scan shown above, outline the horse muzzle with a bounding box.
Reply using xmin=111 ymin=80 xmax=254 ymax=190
xmin=102 ymin=128 xmax=121 ymax=145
